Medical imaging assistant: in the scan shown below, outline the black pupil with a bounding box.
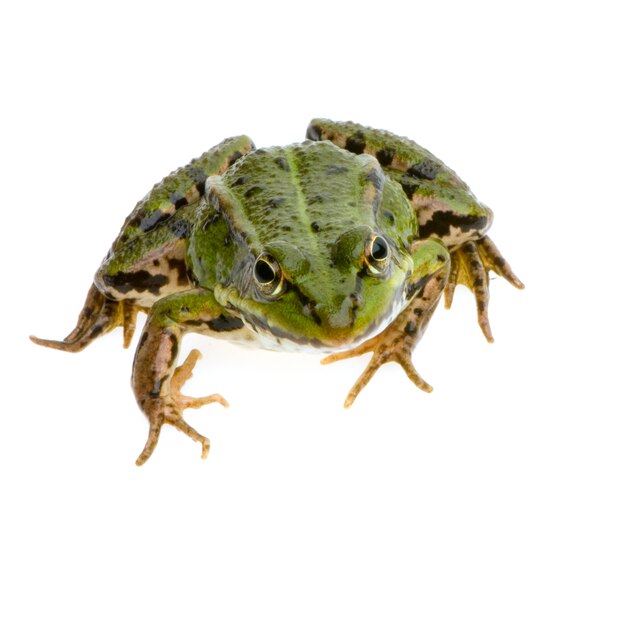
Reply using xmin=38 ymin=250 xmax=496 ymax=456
xmin=371 ymin=237 xmax=388 ymax=261
xmin=255 ymin=258 xmax=276 ymax=284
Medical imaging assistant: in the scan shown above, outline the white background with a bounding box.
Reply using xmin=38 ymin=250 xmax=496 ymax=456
xmin=1 ymin=1 xmax=624 ymax=624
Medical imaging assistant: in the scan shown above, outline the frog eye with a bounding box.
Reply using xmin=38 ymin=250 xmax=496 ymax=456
xmin=364 ymin=234 xmax=390 ymax=275
xmin=253 ymin=254 xmax=285 ymax=297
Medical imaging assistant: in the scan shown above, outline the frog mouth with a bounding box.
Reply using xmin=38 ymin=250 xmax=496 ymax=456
xmin=238 ymin=298 xmax=403 ymax=352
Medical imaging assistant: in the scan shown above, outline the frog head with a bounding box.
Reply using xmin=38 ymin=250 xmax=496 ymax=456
xmin=191 ymin=141 xmax=418 ymax=350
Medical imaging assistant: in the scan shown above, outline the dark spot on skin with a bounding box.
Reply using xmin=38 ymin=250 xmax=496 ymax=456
xmin=307 ymin=193 xmax=329 ymax=204
xmin=477 ymin=300 xmax=486 ymax=313
xmin=413 ymin=307 xmax=423 ymax=316
xmin=228 ymin=151 xmax=243 ymax=166
xmin=327 ymin=164 xmax=349 ymax=175
xmin=310 ymin=221 xmax=321 ymax=232
xmin=348 ymin=277 xmax=364 ymax=328
xmin=400 ymin=179 xmax=421 ymax=199
xmin=167 ymin=218 xmax=191 ymax=238
xmin=274 ymin=156 xmax=290 ymax=171
xmin=153 ymin=259 xmax=160 ymax=266
xmin=139 ymin=209 xmax=168 ymax=233
xmin=405 ymin=276 xmax=429 ymax=300
xmin=170 ymin=192 xmax=187 ymax=210
xmin=195 ymin=180 xmax=206 ymax=196
xmin=404 ymin=321 xmax=418 ymax=336
xmin=365 ymin=168 xmax=384 ymax=191
xmin=180 ymin=306 xmax=190 ymax=314
xmin=166 ymin=330 xmax=179 ymax=369
xmin=306 ymin=123 xmax=323 ymax=141
xmin=268 ymin=197 xmax=286 ymax=208
xmin=376 ymin=147 xmax=396 ymax=167
xmin=149 ymin=375 xmax=167 ymax=399
xmin=436 ymin=254 xmax=446 ymax=263
xmin=384 ymin=210 xmax=396 ymax=225
xmin=103 ymin=270 xmax=169 ymax=295
xmin=245 ymin=186 xmax=264 ymax=198
xmin=232 ymin=175 xmax=250 ymax=187
xmin=420 ymin=212 xmax=489 ymax=240
xmin=406 ymin=159 xmax=440 ymax=181
xmin=474 ymin=277 xmax=484 ymax=287
xmin=168 ymin=258 xmax=189 ymax=285
xmin=208 ymin=315 xmax=244 ymax=332
xmin=345 ymin=131 xmax=366 ymax=155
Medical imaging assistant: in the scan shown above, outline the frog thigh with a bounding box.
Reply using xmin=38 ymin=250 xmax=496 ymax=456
xmin=306 ymin=118 xmax=492 ymax=247
xmin=108 ymin=135 xmax=255 ymax=259
xmin=131 ymin=288 xmax=244 ymax=465
xmin=95 ymin=231 xmax=192 ymax=307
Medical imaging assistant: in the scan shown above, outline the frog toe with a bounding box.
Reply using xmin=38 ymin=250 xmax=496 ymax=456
xmin=30 ymin=284 xmax=144 ymax=353
xmin=323 ymin=335 xmax=432 ymax=408
xmin=135 ymin=408 xmax=212 ymax=466
xmin=445 ymin=236 xmax=523 ymax=342
xmin=342 ymin=348 xmax=432 ymax=408
xmin=134 ymin=350 xmax=228 ymax=466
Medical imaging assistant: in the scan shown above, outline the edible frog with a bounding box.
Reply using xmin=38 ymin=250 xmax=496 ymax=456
xmin=31 ymin=119 xmax=523 ymax=465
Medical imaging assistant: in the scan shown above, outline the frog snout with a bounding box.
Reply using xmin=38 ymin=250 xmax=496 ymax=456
xmin=316 ymin=294 xmax=362 ymax=334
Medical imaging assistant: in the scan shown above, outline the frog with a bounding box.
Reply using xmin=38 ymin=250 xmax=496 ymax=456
xmin=31 ymin=119 xmax=523 ymax=465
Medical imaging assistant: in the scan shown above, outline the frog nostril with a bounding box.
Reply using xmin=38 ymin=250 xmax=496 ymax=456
xmin=303 ymin=301 xmax=322 ymax=325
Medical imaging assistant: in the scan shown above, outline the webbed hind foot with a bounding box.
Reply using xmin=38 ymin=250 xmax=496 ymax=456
xmin=30 ymin=284 xmax=144 ymax=352
xmin=445 ymin=236 xmax=524 ymax=342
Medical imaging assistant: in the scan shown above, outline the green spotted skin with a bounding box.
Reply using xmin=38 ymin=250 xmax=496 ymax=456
xmin=113 ymin=135 xmax=254 ymax=250
xmin=307 ymin=119 xmax=493 ymax=248
xmin=31 ymin=118 xmax=523 ymax=465
xmin=188 ymin=140 xmax=417 ymax=348
xmin=96 ymin=135 xmax=254 ymax=305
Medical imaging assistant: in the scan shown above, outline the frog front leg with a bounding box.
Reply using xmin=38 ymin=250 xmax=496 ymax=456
xmin=132 ymin=288 xmax=237 ymax=466
xmin=322 ymin=239 xmax=450 ymax=407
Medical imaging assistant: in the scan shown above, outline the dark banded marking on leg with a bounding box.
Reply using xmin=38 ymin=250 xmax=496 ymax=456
xmin=345 ymin=131 xmax=366 ymax=155
xmin=478 ymin=236 xmax=525 ymax=289
xmin=102 ymin=270 xmax=169 ymax=296
xmin=463 ymin=241 xmax=492 ymax=342
xmin=419 ymin=211 xmax=490 ymax=241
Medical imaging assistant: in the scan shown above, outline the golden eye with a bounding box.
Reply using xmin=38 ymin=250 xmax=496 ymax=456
xmin=364 ymin=234 xmax=390 ymax=275
xmin=253 ymin=254 xmax=285 ymax=297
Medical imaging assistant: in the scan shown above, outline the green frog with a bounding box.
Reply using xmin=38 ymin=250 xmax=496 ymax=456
xmin=31 ymin=119 xmax=523 ymax=465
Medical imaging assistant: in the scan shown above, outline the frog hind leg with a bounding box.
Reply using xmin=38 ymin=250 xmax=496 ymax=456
xmin=444 ymin=236 xmax=524 ymax=343
xmin=131 ymin=288 xmax=238 ymax=466
xmin=30 ymin=283 xmax=144 ymax=353
xmin=322 ymin=239 xmax=450 ymax=408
